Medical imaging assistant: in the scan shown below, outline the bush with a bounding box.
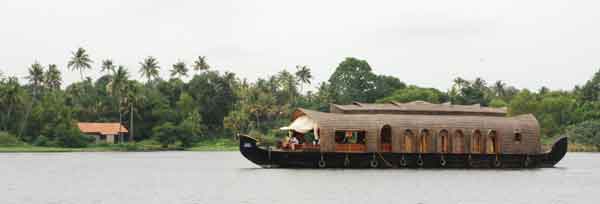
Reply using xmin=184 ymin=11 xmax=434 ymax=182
xmin=0 ymin=132 xmax=22 ymax=147
xmin=56 ymin=134 xmax=95 ymax=148
xmin=153 ymin=122 xmax=178 ymax=148
xmin=566 ymin=120 xmax=600 ymax=147
xmin=33 ymin=135 xmax=52 ymax=146
xmin=489 ymin=99 xmax=508 ymax=108
xmin=52 ymin=122 xmax=94 ymax=148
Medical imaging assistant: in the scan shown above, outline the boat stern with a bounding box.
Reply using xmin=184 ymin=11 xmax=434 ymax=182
xmin=541 ymin=136 xmax=568 ymax=167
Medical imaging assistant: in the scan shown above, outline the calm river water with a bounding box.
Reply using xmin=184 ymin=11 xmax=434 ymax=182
xmin=1 ymin=152 xmax=598 ymax=204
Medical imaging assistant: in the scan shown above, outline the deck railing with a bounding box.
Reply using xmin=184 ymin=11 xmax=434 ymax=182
xmin=335 ymin=144 xmax=367 ymax=152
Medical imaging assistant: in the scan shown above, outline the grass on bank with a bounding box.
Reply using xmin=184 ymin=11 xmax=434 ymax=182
xmin=0 ymin=131 xmax=238 ymax=152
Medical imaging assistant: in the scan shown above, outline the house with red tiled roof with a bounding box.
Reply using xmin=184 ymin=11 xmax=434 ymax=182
xmin=77 ymin=122 xmax=129 ymax=144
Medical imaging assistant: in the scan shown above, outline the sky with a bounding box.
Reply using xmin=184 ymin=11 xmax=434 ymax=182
xmin=1 ymin=0 xmax=599 ymax=91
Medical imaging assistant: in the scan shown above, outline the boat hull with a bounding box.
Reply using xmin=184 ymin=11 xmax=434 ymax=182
xmin=239 ymin=135 xmax=567 ymax=169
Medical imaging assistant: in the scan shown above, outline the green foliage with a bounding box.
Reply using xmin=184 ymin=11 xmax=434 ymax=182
xmin=449 ymin=77 xmax=490 ymax=106
xmin=508 ymin=89 xmax=538 ymax=116
xmin=575 ymin=101 xmax=600 ymax=121
xmin=139 ymin=56 xmax=161 ymax=83
xmin=489 ymin=99 xmax=508 ymax=108
xmin=3 ymin=53 xmax=600 ymax=151
xmin=187 ymin=71 xmax=236 ymax=130
xmin=177 ymin=112 xmax=204 ymax=148
xmin=328 ymin=57 xmax=377 ymax=103
xmin=54 ymin=124 xmax=92 ymax=148
xmin=377 ymin=85 xmax=445 ymax=103
xmin=0 ymin=132 xmax=22 ymax=146
xmin=372 ymin=75 xmax=407 ymax=101
xmin=33 ymin=135 xmax=52 ymax=146
xmin=152 ymin=122 xmax=178 ymax=148
xmin=580 ymin=69 xmax=600 ymax=101
xmin=67 ymin=47 xmax=93 ymax=80
xmin=509 ymin=90 xmax=580 ymax=137
xmin=537 ymin=92 xmax=578 ymax=136
xmin=170 ymin=61 xmax=188 ymax=78
xmin=566 ymin=120 xmax=600 ymax=147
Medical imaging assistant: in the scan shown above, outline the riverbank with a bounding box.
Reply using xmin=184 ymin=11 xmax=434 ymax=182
xmin=0 ymin=138 xmax=239 ymax=153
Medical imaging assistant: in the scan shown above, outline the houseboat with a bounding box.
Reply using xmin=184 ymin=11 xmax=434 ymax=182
xmin=239 ymin=101 xmax=567 ymax=168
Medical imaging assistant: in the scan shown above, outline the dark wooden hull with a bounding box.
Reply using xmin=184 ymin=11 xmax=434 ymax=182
xmin=239 ymin=135 xmax=568 ymax=169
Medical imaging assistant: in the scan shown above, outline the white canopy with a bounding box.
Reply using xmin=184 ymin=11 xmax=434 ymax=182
xmin=280 ymin=115 xmax=319 ymax=139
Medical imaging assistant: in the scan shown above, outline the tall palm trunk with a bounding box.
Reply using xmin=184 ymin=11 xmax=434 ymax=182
xmin=117 ymin=96 xmax=123 ymax=143
xmin=129 ymin=102 xmax=134 ymax=143
xmin=3 ymin=104 xmax=13 ymax=131
xmin=119 ymin=108 xmax=123 ymax=143
xmin=18 ymin=86 xmax=37 ymax=138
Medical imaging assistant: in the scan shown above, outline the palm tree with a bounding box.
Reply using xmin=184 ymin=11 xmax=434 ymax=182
xmin=493 ymin=80 xmax=506 ymax=98
xmin=294 ymin=65 xmax=312 ymax=93
xmin=107 ymin=65 xmax=129 ymax=143
xmin=101 ymin=59 xmax=116 ymax=74
xmin=27 ymin=62 xmax=45 ymax=97
xmin=44 ymin=64 xmax=62 ymax=90
xmin=1 ymin=77 xmax=23 ymax=131
xmin=67 ymin=47 xmax=93 ymax=81
xmin=278 ymin=70 xmax=298 ymax=105
xmin=123 ymin=81 xmax=143 ymax=142
xmin=170 ymin=61 xmax=188 ymax=79
xmin=453 ymin=77 xmax=468 ymax=90
xmin=192 ymin=56 xmax=210 ymax=72
xmin=20 ymin=62 xmax=45 ymax=138
xmin=139 ymin=56 xmax=160 ymax=83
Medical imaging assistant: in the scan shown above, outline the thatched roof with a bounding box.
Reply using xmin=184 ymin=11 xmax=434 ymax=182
xmin=293 ymin=108 xmax=537 ymax=136
xmin=330 ymin=101 xmax=507 ymax=116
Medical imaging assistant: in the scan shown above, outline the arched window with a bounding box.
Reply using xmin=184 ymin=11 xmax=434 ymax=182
xmin=487 ymin=130 xmax=498 ymax=154
xmin=419 ymin=129 xmax=430 ymax=153
xmin=453 ymin=130 xmax=465 ymax=153
xmin=471 ymin=130 xmax=482 ymax=153
xmin=380 ymin=125 xmax=392 ymax=152
xmin=403 ymin=129 xmax=414 ymax=153
xmin=514 ymin=131 xmax=522 ymax=144
xmin=438 ymin=129 xmax=450 ymax=153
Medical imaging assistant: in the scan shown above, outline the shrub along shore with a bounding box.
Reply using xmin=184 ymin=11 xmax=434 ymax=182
xmin=0 ymin=134 xmax=238 ymax=152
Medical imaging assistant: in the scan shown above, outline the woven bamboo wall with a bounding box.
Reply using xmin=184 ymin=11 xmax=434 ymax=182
xmin=294 ymin=109 xmax=541 ymax=154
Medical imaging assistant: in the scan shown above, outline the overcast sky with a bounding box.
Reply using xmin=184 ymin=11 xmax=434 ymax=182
xmin=1 ymin=0 xmax=599 ymax=91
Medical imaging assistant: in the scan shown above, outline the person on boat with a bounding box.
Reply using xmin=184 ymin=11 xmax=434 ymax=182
xmin=290 ymin=136 xmax=299 ymax=150
xmin=281 ymin=136 xmax=291 ymax=149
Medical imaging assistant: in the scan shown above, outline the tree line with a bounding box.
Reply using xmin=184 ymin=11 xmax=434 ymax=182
xmin=1 ymin=48 xmax=599 ymax=148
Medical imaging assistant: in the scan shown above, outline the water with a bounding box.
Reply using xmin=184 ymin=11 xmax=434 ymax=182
xmin=0 ymin=152 xmax=598 ymax=204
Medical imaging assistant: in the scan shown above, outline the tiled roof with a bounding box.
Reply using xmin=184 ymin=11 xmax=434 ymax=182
xmin=77 ymin=122 xmax=128 ymax=135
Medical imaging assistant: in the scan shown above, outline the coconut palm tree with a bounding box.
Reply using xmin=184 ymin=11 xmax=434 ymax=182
xmin=453 ymin=77 xmax=468 ymax=90
xmin=493 ymin=80 xmax=506 ymax=98
xmin=278 ymin=70 xmax=298 ymax=105
xmin=20 ymin=62 xmax=45 ymax=138
xmin=107 ymin=65 xmax=129 ymax=143
xmin=44 ymin=64 xmax=62 ymax=90
xmin=1 ymin=77 xmax=23 ymax=131
xmin=294 ymin=65 xmax=312 ymax=93
xmin=139 ymin=56 xmax=160 ymax=83
xmin=101 ymin=59 xmax=116 ymax=74
xmin=27 ymin=62 xmax=45 ymax=97
xmin=170 ymin=61 xmax=188 ymax=79
xmin=67 ymin=47 xmax=93 ymax=81
xmin=192 ymin=56 xmax=210 ymax=72
xmin=123 ymin=81 xmax=143 ymax=142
